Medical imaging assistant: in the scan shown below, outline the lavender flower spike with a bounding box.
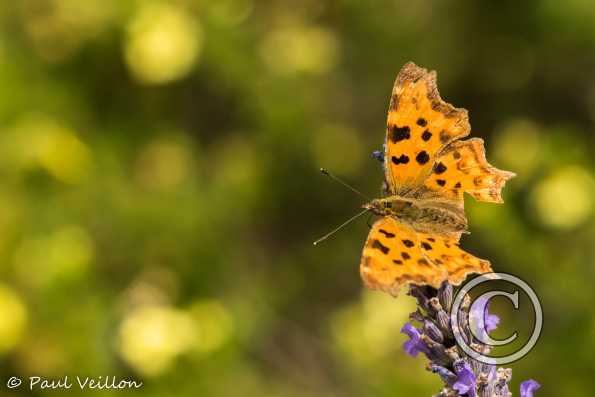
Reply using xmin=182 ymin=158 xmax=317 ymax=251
xmin=404 ymin=283 xmax=539 ymax=397
xmin=520 ymin=380 xmax=540 ymax=397
xmin=401 ymin=323 xmax=430 ymax=357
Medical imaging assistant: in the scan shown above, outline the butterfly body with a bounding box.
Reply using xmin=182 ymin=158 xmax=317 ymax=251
xmin=359 ymin=62 xmax=515 ymax=295
xmin=363 ymin=196 xmax=467 ymax=235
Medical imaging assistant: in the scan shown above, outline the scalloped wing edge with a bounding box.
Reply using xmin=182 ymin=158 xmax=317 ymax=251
xmin=389 ymin=62 xmax=471 ymax=131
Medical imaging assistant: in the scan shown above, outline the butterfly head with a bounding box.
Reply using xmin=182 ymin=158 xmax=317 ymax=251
xmin=363 ymin=199 xmax=393 ymax=216
xmin=363 ymin=197 xmax=415 ymax=217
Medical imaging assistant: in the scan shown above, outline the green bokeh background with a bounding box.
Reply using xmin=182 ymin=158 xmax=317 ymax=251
xmin=0 ymin=1 xmax=593 ymax=396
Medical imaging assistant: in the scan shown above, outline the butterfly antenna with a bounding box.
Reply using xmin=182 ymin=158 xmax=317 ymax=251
xmin=313 ymin=208 xmax=369 ymax=246
xmin=319 ymin=168 xmax=370 ymax=201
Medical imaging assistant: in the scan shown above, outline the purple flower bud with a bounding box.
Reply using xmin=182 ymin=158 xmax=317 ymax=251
xmin=494 ymin=368 xmax=512 ymax=396
xmin=410 ymin=309 xmax=425 ymax=323
xmin=478 ymin=385 xmax=491 ymax=397
xmin=430 ymin=364 xmax=457 ymax=385
xmin=445 ymin=346 xmax=460 ymax=362
xmin=452 ymin=360 xmax=477 ymax=397
xmin=421 ymin=334 xmax=451 ymax=366
xmin=400 ymin=323 xmax=430 ymax=357
xmin=408 ymin=286 xmax=431 ymax=311
xmin=424 ymin=320 xmax=444 ymax=343
xmin=429 ymin=297 xmax=442 ymax=313
xmin=477 ymin=371 xmax=495 ymax=397
xmin=520 ymin=379 xmax=540 ymax=397
xmin=436 ymin=310 xmax=452 ymax=337
xmin=438 ymin=281 xmax=453 ymax=311
xmin=457 ymin=308 xmax=471 ymax=344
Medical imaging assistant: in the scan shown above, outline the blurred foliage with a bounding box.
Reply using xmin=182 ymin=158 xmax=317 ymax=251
xmin=0 ymin=0 xmax=594 ymax=396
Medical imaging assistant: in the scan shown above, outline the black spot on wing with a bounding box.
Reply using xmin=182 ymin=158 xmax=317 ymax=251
xmin=402 ymin=239 xmax=414 ymax=248
xmin=421 ymin=130 xmax=432 ymax=141
xmin=378 ymin=229 xmax=396 ymax=238
xmin=416 ymin=118 xmax=427 ymax=127
xmin=434 ymin=162 xmax=447 ymax=174
xmin=418 ymin=259 xmax=430 ymax=266
xmin=372 ymin=239 xmax=390 ymax=255
xmin=421 ymin=242 xmax=432 ymax=250
xmin=454 ymin=182 xmax=462 ymax=188
xmin=416 ymin=151 xmax=430 ymax=165
xmin=401 ymin=252 xmax=411 ymax=260
xmin=453 ymin=151 xmax=461 ymax=160
xmin=436 ymin=179 xmax=446 ymax=187
xmin=439 ymin=130 xmax=450 ymax=144
xmin=389 ymin=125 xmax=411 ymax=143
xmin=391 ymin=154 xmax=410 ymax=165
xmin=393 ymin=259 xmax=403 ymax=265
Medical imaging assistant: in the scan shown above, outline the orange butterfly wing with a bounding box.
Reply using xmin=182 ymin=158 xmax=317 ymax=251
xmin=421 ymin=138 xmax=516 ymax=204
xmin=360 ymin=218 xmax=491 ymax=295
xmin=384 ymin=62 xmax=471 ymax=195
xmin=360 ymin=217 xmax=446 ymax=295
xmin=415 ymin=231 xmax=492 ymax=286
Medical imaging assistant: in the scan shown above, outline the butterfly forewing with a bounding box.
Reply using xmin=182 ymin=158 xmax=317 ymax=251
xmin=384 ymin=63 xmax=470 ymax=196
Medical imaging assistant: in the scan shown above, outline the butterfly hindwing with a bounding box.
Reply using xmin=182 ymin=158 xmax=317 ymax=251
xmin=415 ymin=231 xmax=493 ymax=286
xmin=384 ymin=62 xmax=471 ymax=195
xmin=360 ymin=217 xmax=493 ymax=294
xmin=360 ymin=217 xmax=447 ymax=295
xmin=422 ymin=138 xmax=516 ymax=204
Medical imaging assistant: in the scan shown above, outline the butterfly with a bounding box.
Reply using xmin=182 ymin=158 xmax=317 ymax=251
xmin=360 ymin=62 xmax=515 ymax=296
